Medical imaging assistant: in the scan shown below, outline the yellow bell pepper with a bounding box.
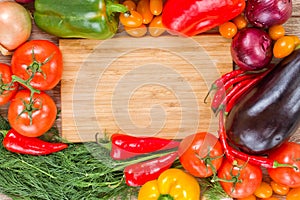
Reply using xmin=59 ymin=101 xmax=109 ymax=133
xmin=138 ymin=168 xmax=200 ymax=200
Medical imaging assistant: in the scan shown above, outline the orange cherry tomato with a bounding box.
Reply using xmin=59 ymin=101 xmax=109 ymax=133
xmin=270 ymin=181 xmax=290 ymax=195
xmin=119 ymin=10 xmax=143 ymax=28
xmin=124 ymin=24 xmax=147 ymax=37
xmin=263 ymin=197 xmax=279 ymax=200
xmin=290 ymin=35 xmax=300 ymax=46
xmin=137 ymin=0 xmax=153 ymax=24
xmin=148 ymin=15 xmax=165 ymax=37
xmin=273 ymin=35 xmax=295 ymax=58
xmin=254 ymin=182 xmax=273 ymax=199
xmin=287 ymin=187 xmax=300 ymax=200
xmin=123 ymin=0 xmax=136 ymax=11
xmin=237 ymin=194 xmax=256 ymax=200
xmin=232 ymin=14 xmax=248 ymax=30
xmin=219 ymin=21 xmax=238 ymax=39
xmin=268 ymin=24 xmax=285 ymax=40
xmin=150 ymin=0 xmax=163 ymax=15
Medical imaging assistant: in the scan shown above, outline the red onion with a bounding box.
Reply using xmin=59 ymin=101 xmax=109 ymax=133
xmin=231 ymin=27 xmax=273 ymax=71
xmin=245 ymin=0 xmax=293 ymax=28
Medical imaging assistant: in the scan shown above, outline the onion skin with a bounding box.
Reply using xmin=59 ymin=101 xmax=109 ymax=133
xmin=231 ymin=27 xmax=273 ymax=71
xmin=245 ymin=0 xmax=293 ymax=29
xmin=0 ymin=1 xmax=32 ymax=52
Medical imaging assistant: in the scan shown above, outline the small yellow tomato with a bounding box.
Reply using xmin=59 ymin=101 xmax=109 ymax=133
xmin=123 ymin=0 xmax=136 ymax=11
xmin=219 ymin=21 xmax=238 ymax=39
xmin=273 ymin=36 xmax=295 ymax=58
xmin=119 ymin=10 xmax=143 ymax=28
xmin=137 ymin=0 xmax=153 ymax=24
xmin=268 ymin=25 xmax=286 ymax=40
xmin=124 ymin=24 xmax=147 ymax=37
xmin=254 ymin=182 xmax=273 ymax=198
xmin=232 ymin=14 xmax=248 ymax=30
xmin=270 ymin=181 xmax=290 ymax=195
xmin=287 ymin=187 xmax=300 ymax=200
xmin=148 ymin=15 xmax=165 ymax=37
xmin=237 ymin=194 xmax=256 ymax=200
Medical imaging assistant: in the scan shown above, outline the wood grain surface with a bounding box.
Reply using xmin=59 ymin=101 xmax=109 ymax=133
xmin=59 ymin=35 xmax=233 ymax=142
xmin=0 ymin=1 xmax=299 ymax=200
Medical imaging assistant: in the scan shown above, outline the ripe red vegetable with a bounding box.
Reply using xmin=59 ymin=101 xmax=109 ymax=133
xmin=124 ymin=152 xmax=178 ymax=186
xmin=245 ymin=0 xmax=293 ymax=29
xmin=110 ymin=133 xmax=180 ymax=160
xmin=231 ymin=27 xmax=273 ymax=71
xmin=3 ymin=129 xmax=68 ymax=155
xmin=162 ymin=0 xmax=245 ymax=36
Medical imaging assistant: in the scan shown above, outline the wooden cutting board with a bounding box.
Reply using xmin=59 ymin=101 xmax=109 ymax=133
xmin=59 ymin=34 xmax=233 ymax=142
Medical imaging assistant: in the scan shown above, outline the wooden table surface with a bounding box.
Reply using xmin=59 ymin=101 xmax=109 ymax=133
xmin=0 ymin=1 xmax=299 ymax=200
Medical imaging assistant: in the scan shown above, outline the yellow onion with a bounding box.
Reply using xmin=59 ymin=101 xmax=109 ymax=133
xmin=0 ymin=1 xmax=32 ymax=55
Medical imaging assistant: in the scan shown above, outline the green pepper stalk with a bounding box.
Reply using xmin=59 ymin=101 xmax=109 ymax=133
xmin=34 ymin=0 xmax=128 ymax=39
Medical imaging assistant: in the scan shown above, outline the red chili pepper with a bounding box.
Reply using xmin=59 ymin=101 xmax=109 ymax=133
xmin=218 ymin=112 xmax=294 ymax=169
xmin=3 ymin=129 xmax=68 ymax=155
xmin=204 ymin=69 xmax=245 ymax=104
xmin=124 ymin=151 xmax=178 ymax=186
xmin=162 ymin=0 xmax=246 ymax=36
xmin=110 ymin=133 xmax=180 ymax=160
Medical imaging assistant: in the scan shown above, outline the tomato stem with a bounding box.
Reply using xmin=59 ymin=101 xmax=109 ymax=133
xmin=11 ymin=75 xmax=40 ymax=95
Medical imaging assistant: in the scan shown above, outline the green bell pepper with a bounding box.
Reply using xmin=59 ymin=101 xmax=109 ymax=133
xmin=34 ymin=0 xmax=128 ymax=39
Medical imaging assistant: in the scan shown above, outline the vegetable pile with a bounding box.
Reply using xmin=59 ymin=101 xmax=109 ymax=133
xmin=0 ymin=0 xmax=299 ymax=200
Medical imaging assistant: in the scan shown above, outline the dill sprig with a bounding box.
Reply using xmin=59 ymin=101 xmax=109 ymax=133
xmin=0 ymin=134 xmax=138 ymax=200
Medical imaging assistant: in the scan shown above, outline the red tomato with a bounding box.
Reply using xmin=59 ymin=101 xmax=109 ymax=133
xmin=267 ymin=142 xmax=300 ymax=188
xmin=0 ymin=63 xmax=18 ymax=105
xmin=8 ymin=89 xmax=57 ymax=137
xmin=11 ymin=40 xmax=63 ymax=91
xmin=178 ymin=132 xmax=224 ymax=178
xmin=217 ymin=158 xmax=263 ymax=198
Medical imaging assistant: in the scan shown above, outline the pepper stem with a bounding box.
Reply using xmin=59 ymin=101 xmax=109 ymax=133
xmin=106 ymin=1 xmax=128 ymax=15
xmin=158 ymin=194 xmax=174 ymax=200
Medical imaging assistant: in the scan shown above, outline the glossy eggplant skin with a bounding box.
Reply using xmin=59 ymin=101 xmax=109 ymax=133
xmin=226 ymin=48 xmax=300 ymax=155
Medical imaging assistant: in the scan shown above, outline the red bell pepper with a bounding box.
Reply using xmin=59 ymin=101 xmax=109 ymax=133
xmin=162 ymin=0 xmax=246 ymax=36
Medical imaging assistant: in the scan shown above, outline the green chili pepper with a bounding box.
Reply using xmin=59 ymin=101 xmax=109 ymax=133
xmin=34 ymin=0 xmax=128 ymax=39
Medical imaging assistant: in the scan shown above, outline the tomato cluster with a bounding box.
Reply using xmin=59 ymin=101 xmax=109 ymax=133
xmin=178 ymin=132 xmax=300 ymax=199
xmin=119 ymin=0 xmax=166 ymax=37
xmin=0 ymin=40 xmax=63 ymax=138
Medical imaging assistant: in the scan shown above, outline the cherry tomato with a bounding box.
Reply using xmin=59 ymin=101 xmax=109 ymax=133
xmin=217 ymin=158 xmax=263 ymax=199
xmin=11 ymin=40 xmax=63 ymax=91
xmin=263 ymin=197 xmax=279 ymax=200
xmin=287 ymin=187 xmax=300 ymax=200
xmin=137 ymin=0 xmax=153 ymax=24
xmin=178 ymin=132 xmax=223 ymax=178
xmin=254 ymin=181 xmax=273 ymax=198
xmin=123 ymin=0 xmax=136 ymax=11
xmin=124 ymin=24 xmax=147 ymax=37
xmin=270 ymin=181 xmax=290 ymax=195
xmin=120 ymin=10 xmax=143 ymax=28
xmin=219 ymin=21 xmax=238 ymax=39
xmin=232 ymin=14 xmax=248 ymax=30
xmin=148 ymin=15 xmax=165 ymax=37
xmin=0 ymin=63 xmax=18 ymax=105
xmin=268 ymin=142 xmax=300 ymax=188
xmin=268 ymin=24 xmax=285 ymax=40
xmin=290 ymin=35 xmax=300 ymax=46
xmin=273 ymin=36 xmax=295 ymax=58
xmin=8 ymin=89 xmax=57 ymax=137
xmin=150 ymin=0 xmax=163 ymax=15
xmin=237 ymin=194 xmax=256 ymax=200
